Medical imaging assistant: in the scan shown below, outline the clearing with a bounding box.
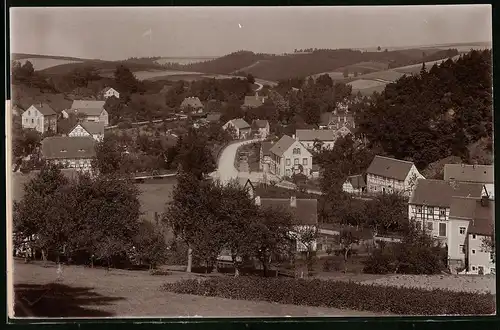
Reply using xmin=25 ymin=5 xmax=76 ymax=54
xmin=12 ymin=260 xmax=384 ymax=317
xmin=348 ymin=79 xmax=387 ymax=90
xmin=18 ymin=58 xmax=83 ymax=71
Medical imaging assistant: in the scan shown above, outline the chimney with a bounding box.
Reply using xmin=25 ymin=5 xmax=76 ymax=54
xmin=39 ymin=102 xmax=42 ymax=108
xmin=292 ymin=134 xmax=296 ymax=139
xmin=255 ymin=196 xmax=261 ymax=206
xmin=290 ymin=196 xmax=297 ymax=208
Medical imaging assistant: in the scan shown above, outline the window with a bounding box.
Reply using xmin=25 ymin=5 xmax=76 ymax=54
xmin=459 ymin=227 xmax=466 ymax=235
xmin=302 ymin=158 xmax=308 ymax=165
xmin=28 ymin=111 xmax=31 ymax=115
xmin=491 ymin=268 xmax=496 ymax=274
xmin=427 ymin=207 xmax=433 ymax=215
xmin=459 ymin=245 xmax=465 ymax=254
xmin=416 ymin=206 xmax=422 ymax=214
xmin=471 ymin=249 xmax=476 ymax=255
xmin=286 ymin=158 xmax=291 ymax=166
xmin=294 ymin=158 xmax=299 ymax=165
xmin=427 ymin=222 xmax=433 ymax=231
xmin=490 ymin=252 xmax=495 ymax=261
xmin=293 ymin=148 xmax=301 ymax=155
xmin=439 ymin=208 xmax=446 ymax=217
xmin=472 ymin=266 xmax=477 ymax=271
xmin=438 ymin=223 xmax=446 ymax=237
xmin=31 ymin=119 xmax=34 ymax=124
xmin=472 ymin=234 xmax=477 ymax=240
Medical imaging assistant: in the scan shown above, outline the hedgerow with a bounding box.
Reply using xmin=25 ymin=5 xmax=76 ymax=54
xmin=162 ymin=277 xmax=495 ymax=315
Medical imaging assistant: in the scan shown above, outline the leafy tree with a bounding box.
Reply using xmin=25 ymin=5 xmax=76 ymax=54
xmin=246 ymin=73 xmax=256 ymax=84
xmin=134 ymin=221 xmax=170 ymax=269
xmin=295 ymin=226 xmax=318 ymax=276
xmin=336 ymin=228 xmax=362 ymax=272
xmin=176 ymin=128 xmax=216 ymax=179
xmin=481 ymin=225 xmax=495 ymax=263
xmin=114 ymin=64 xmax=140 ymax=95
xmin=92 ymin=133 xmax=128 ymax=175
xmin=377 ymin=46 xmax=381 ymax=51
xmin=343 ymin=69 xmax=349 ymax=78
xmin=316 ymin=74 xmax=333 ymax=88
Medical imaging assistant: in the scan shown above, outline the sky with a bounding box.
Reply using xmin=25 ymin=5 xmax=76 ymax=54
xmin=10 ymin=5 xmax=492 ymax=61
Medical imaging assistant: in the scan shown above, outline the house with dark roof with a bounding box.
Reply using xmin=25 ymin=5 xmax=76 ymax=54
xmin=41 ymin=136 xmax=96 ymax=171
xmin=342 ymin=174 xmax=366 ymax=195
xmin=180 ymin=97 xmax=204 ymax=112
xmin=63 ymin=100 xmax=109 ymax=126
xmin=444 ymin=164 xmax=494 ymax=199
xmin=21 ymin=103 xmax=57 ymax=133
xmin=242 ymin=94 xmax=266 ymax=109
xmin=100 ymin=87 xmax=120 ymax=99
xmin=252 ymin=119 xmax=270 ymax=139
xmin=366 ymin=155 xmax=424 ymax=196
xmin=206 ymin=112 xmax=222 ymax=123
xmin=268 ymin=135 xmax=312 ymax=179
xmin=223 ymin=118 xmax=251 ymax=139
xmin=68 ymin=121 xmax=105 ymax=141
xmin=256 ymin=195 xmax=318 ymax=252
xmin=319 ymin=111 xmax=356 ymax=130
xmin=447 ymin=196 xmax=495 ymax=275
xmin=295 ymin=129 xmax=336 ymax=150
xmin=259 ymin=141 xmax=274 ymax=172
xmin=408 ymin=179 xmax=486 ymax=242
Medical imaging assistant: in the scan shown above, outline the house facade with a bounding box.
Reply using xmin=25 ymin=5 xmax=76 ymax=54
xmin=295 ymin=129 xmax=336 ymax=151
xmin=223 ymin=118 xmax=251 ymax=139
xmin=41 ymin=136 xmax=96 ymax=171
xmin=68 ymin=121 xmax=105 ymax=142
xmin=408 ymin=179 xmax=486 ymax=254
xmin=447 ymin=196 xmax=495 ymax=274
xmin=342 ymin=175 xmax=366 ymax=194
xmin=21 ymin=103 xmax=58 ymax=134
xmin=252 ymin=120 xmax=270 ymax=139
xmin=366 ymin=155 xmax=424 ymax=196
xmin=444 ymin=164 xmax=494 ymax=199
xmin=64 ymin=100 xmax=109 ymax=126
xmin=268 ymin=135 xmax=312 ymax=178
xmin=101 ymin=87 xmax=120 ymax=99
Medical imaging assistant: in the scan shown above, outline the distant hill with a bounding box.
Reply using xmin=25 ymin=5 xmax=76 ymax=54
xmin=11 ymin=53 xmax=92 ymax=62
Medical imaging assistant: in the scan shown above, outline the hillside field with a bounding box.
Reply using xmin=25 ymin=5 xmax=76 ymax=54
xmin=18 ymin=58 xmax=83 ymax=71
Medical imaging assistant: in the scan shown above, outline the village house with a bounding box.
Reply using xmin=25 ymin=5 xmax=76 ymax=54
xmin=41 ymin=136 xmax=96 ymax=171
xmin=319 ymin=110 xmax=356 ymax=131
xmin=252 ymin=119 xmax=270 ymax=139
xmin=444 ymin=164 xmax=494 ymax=199
xmin=342 ymin=174 xmax=366 ymax=194
xmin=447 ymin=196 xmax=495 ymax=275
xmin=268 ymin=135 xmax=312 ymax=178
xmin=295 ymin=129 xmax=336 ymax=150
xmin=223 ymin=118 xmax=252 ymax=139
xmin=206 ymin=112 xmax=222 ymax=123
xmin=259 ymin=141 xmax=274 ymax=172
xmin=68 ymin=121 xmax=105 ymax=142
xmin=21 ymin=103 xmax=58 ymax=134
xmin=63 ymin=100 xmax=109 ymax=126
xmin=366 ymin=155 xmax=424 ymax=196
xmin=256 ymin=195 xmax=318 ymax=252
xmin=242 ymin=93 xmax=266 ymax=109
xmin=180 ymin=96 xmax=204 ymax=113
xmin=100 ymin=87 xmax=120 ymax=99
xmin=408 ymin=179 xmax=486 ymax=247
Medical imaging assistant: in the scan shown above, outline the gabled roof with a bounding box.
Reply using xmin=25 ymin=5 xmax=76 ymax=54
xmin=296 ymin=129 xmax=336 ymax=141
xmin=29 ymin=103 xmax=57 ymax=116
xmin=243 ymin=95 xmax=265 ymax=108
xmin=261 ymin=141 xmax=274 ymax=157
xmin=260 ymin=198 xmax=318 ymax=225
xmin=409 ymin=179 xmax=484 ymax=208
xmin=444 ymin=164 xmax=493 ymax=184
xmin=71 ymin=100 xmax=106 ymax=109
xmin=230 ymin=118 xmax=251 ymax=130
xmin=41 ymin=136 xmax=96 ymax=160
xmin=68 ymin=108 xmax=106 ymax=117
xmin=206 ymin=112 xmax=222 ymax=122
xmin=71 ymin=121 xmax=105 ymax=135
xmin=449 ymin=196 xmax=494 ymax=236
xmin=180 ymin=97 xmax=204 ymax=109
xmin=366 ymin=155 xmax=415 ymax=181
xmin=101 ymin=87 xmax=117 ymax=94
xmin=269 ymin=135 xmax=296 ymax=157
xmin=346 ymin=175 xmax=366 ymax=189
xmin=252 ymin=119 xmax=269 ymax=129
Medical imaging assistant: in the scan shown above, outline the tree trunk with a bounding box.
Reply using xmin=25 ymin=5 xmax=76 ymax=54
xmin=344 ymin=248 xmax=349 ymax=273
xmin=232 ymin=255 xmax=240 ymax=277
xmin=186 ymin=247 xmax=192 ymax=273
xmin=41 ymin=249 xmax=47 ymax=265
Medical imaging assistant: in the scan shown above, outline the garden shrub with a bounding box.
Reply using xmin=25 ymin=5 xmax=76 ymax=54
xmin=162 ymin=277 xmax=495 ymax=315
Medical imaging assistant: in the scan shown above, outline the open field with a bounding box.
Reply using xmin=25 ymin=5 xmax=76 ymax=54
xmin=348 ymin=79 xmax=387 ymax=90
xmin=18 ymin=58 xmax=83 ymax=71
xmin=393 ymin=54 xmax=461 ymax=74
xmin=155 ymin=57 xmax=217 ymax=65
xmin=13 ymin=261 xmax=385 ymax=317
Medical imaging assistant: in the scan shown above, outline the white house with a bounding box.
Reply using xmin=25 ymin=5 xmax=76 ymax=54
xmin=100 ymin=87 xmax=120 ymax=99
xmin=41 ymin=136 xmax=96 ymax=171
xmin=268 ymin=135 xmax=313 ymax=179
xmin=408 ymin=179 xmax=486 ymax=249
xmin=366 ymin=155 xmax=424 ymax=196
xmin=295 ymin=129 xmax=336 ymax=151
xmin=447 ymin=196 xmax=495 ymax=275
xmin=21 ymin=103 xmax=58 ymax=133
xmin=68 ymin=121 xmax=105 ymax=142
xmin=444 ymin=164 xmax=494 ymax=199
xmin=223 ymin=118 xmax=252 ymax=139
xmin=257 ymin=196 xmax=318 ymax=252
xmin=252 ymin=119 xmax=270 ymax=139
xmin=63 ymin=100 xmax=109 ymax=126
xmin=319 ymin=111 xmax=356 ymax=131
xmin=342 ymin=175 xmax=366 ymax=195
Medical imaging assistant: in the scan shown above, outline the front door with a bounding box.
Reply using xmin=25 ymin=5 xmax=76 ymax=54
xmin=478 ymin=266 xmax=484 ymax=275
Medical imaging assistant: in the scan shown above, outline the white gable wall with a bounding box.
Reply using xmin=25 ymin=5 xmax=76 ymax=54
xmin=279 ymin=141 xmax=312 ymax=178
xmin=22 ymin=105 xmax=44 ymax=133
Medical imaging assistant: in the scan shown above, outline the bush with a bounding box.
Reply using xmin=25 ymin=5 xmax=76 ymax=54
xmin=162 ymin=277 xmax=495 ymax=315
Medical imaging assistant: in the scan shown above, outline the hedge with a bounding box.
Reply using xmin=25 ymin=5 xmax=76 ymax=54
xmin=162 ymin=277 xmax=495 ymax=315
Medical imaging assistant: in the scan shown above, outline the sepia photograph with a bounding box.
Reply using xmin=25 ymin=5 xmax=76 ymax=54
xmin=7 ymin=5 xmax=495 ymax=319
